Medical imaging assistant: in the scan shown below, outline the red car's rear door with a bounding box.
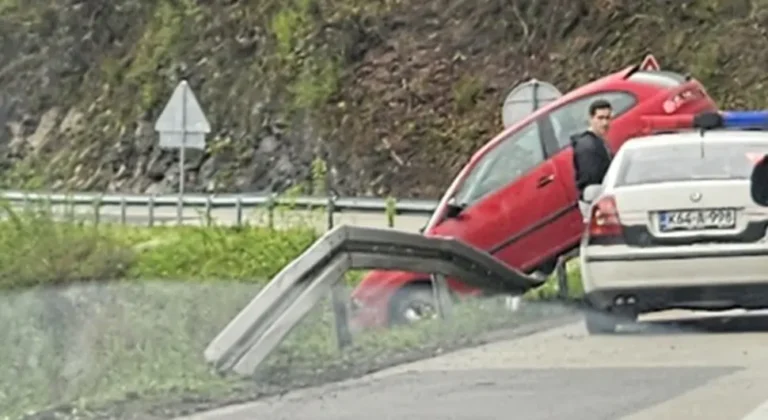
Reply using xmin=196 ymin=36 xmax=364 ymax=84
xmin=535 ymin=91 xmax=642 ymax=258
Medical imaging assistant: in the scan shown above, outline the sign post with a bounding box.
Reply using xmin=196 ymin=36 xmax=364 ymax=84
xmin=154 ymin=80 xmax=211 ymax=223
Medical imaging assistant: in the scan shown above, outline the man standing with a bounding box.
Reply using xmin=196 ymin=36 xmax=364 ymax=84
xmin=571 ymin=99 xmax=613 ymax=221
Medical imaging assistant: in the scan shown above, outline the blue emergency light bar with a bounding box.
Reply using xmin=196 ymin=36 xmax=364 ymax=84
xmin=720 ymin=111 xmax=768 ymax=129
xmin=692 ymin=110 xmax=768 ymax=131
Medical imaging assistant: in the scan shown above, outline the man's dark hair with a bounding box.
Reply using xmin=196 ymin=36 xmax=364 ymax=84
xmin=588 ymin=99 xmax=612 ymax=117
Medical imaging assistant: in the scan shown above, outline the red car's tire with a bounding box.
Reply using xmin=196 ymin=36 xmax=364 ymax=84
xmin=388 ymin=283 xmax=436 ymax=326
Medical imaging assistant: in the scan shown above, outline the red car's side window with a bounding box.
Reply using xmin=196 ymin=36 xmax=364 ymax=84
xmin=453 ymin=121 xmax=546 ymax=206
xmin=547 ymin=91 xmax=637 ymax=150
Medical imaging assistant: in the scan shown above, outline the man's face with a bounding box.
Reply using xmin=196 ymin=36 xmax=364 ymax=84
xmin=590 ymin=108 xmax=612 ymax=136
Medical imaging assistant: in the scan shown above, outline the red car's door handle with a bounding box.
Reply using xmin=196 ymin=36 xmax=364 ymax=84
xmin=537 ymin=174 xmax=555 ymax=188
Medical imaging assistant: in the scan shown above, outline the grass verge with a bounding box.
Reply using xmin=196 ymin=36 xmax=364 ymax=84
xmin=0 ymin=203 xmax=583 ymax=419
xmin=524 ymin=260 xmax=584 ymax=302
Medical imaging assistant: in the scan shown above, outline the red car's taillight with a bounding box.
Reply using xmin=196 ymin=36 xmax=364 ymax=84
xmin=588 ymin=195 xmax=623 ymax=238
xmin=663 ymin=86 xmax=706 ymax=114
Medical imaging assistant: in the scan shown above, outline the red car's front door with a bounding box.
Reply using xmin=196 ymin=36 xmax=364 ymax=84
xmin=487 ymin=158 xmax=571 ymax=271
xmin=429 ymin=116 xmax=567 ymax=273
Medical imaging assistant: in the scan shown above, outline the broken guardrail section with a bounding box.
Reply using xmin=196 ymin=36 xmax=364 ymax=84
xmin=203 ymin=225 xmax=544 ymax=376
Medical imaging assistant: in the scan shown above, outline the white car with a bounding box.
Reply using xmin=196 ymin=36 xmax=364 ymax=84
xmin=579 ymin=129 xmax=768 ymax=334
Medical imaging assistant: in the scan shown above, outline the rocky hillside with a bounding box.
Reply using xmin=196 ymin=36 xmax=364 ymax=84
xmin=1 ymin=0 xmax=767 ymax=198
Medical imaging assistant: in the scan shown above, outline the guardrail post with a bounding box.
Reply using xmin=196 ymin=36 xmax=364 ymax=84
xmin=64 ymin=194 xmax=75 ymax=222
xmin=431 ymin=273 xmax=453 ymax=321
xmin=326 ymin=195 xmax=335 ymax=230
xmin=205 ymin=195 xmax=213 ymax=226
xmin=556 ymin=255 xmax=569 ymax=300
xmin=385 ymin=196 xmax=396 ymax=228
xmin=266 ymin=194 xmax=275 ymax=229
xmin=330 ymin=282 xmax=353 ymax=351
xmin=176 ymin=194 xmax=183 ymax=226
xmin=120 ymin=196 xmax=127 ymax=225
xmin=235 ymin=196 xmax=242 ymax=227
xmin=92 ymin=196 xmax=101 ymax=226
xmin=148 ymin=194 xmax=155 ymax=227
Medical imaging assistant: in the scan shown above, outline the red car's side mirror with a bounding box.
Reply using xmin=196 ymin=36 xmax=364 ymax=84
xmin=445 ymin=202 xmax=465 ymax=219
xmin=750 ymin=155 xmax=768 ymax=206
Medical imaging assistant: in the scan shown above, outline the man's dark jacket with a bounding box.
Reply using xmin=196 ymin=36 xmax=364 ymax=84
xmin=570 ymin=130 xmax=612 ymax=200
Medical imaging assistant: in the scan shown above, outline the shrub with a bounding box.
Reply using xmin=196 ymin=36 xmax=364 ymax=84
xmin=0 ymin=203 xmax=133 ymax=291
xmin=124 ymin=225 xmax=318 ymax=282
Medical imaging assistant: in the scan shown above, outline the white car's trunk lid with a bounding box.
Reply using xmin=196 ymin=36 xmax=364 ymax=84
xmin=613 ymin=180 xmax=765 ymax=241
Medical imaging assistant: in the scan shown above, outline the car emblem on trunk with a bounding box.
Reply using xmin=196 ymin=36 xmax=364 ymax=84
xmin=690 ymin=192 xmax=702 ymax=202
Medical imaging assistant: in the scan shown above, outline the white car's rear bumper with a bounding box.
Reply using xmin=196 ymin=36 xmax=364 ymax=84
xmin=580 ymin=244 xmax=768 ymax=311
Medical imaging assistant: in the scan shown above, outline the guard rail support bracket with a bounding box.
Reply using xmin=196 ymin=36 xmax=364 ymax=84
xmin=230 ymin=254 xmax=350 ymax=375
xmin=555 ymin=256 xmax=569 ymax=300
xmin=431 ymin=273 xmax=453 ymax=320
xmin=330 ymin=281 xmax=353 ymax=350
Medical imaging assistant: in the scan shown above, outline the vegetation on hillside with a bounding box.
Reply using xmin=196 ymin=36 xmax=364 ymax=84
xmin=1 ymin=0 xmax=766 ymax=197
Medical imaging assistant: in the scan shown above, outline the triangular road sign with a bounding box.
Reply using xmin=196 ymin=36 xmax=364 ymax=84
xmin=155 ymin=80 xmax=211 ymax=134
xmin=640 ymin=54 xmax=660 ymax=71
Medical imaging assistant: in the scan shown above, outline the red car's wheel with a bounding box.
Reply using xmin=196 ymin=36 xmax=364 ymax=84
xmin=388 ymin=283 xmax=436 ymax=326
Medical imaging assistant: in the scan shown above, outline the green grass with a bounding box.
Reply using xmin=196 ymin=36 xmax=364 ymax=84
xmin=525 ymin=260 xmax=584 ymax=302
xmin=0 ymin=202 xmax=581 ymax=419
xmin=0 ymin=203 xmax=320 ymax=291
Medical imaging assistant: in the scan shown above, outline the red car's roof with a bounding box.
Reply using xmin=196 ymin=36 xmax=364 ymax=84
xmin=469 ymin=65 xmax=637 ymax=162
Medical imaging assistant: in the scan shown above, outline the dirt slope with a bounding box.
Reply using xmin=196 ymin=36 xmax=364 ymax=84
xmin=0 ymin=0 xmax=766 ymax=198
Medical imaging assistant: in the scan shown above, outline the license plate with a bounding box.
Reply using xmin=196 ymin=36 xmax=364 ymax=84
xmin=658 ymin=208 xmax=736 ymax=232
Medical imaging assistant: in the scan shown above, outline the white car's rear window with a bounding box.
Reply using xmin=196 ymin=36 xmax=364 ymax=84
xmin=615 ymin=140 xmax=768 ymax=186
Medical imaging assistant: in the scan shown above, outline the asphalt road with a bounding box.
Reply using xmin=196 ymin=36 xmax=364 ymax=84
xmin=180 ymin=310 xmax=768 ymax=420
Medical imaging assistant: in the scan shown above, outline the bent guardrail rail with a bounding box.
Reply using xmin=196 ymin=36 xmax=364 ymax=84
xmin=204 ymin=225 xmax=544 ymax=376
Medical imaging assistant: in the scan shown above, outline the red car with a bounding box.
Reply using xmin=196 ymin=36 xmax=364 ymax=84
xmin=350 ymin=61 xmax=719 ymax=328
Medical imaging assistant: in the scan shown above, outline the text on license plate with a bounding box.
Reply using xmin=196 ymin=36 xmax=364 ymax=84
xmin=658 ymin=208 xmax=737 ymax=232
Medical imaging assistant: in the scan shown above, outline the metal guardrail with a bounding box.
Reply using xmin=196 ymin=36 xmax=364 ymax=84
xmin=0 ymin=190 xmax=438 ymax=227
xmin=204 ymin=224 xmax=544 ymax=376
xmin=0 ymin=190 xmax=439 ymax=228
xmin=0 ymin=190 xmax=439 ymax=214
